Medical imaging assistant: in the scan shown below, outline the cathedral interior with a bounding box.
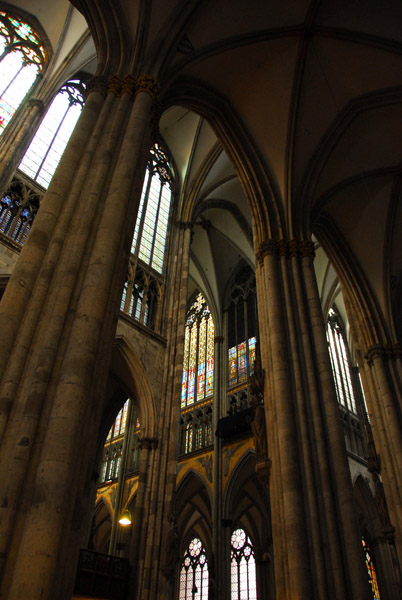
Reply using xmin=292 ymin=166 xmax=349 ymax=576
xmin=0 ymin=1 xmax=402 ymax=599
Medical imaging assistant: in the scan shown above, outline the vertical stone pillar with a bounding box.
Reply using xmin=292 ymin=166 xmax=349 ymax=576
xmin=213 ymin=335 xmax=224 ymax=599
xmin=256 ymin=240 xmax=313 ymax=599
xmin=0 ymin=74 xmax=160 ymax=600
xmin=364 ymin=344 xmax=402 ymax=561
xmin=135 ymin=223 xmax=192 ymax=600
xmin=255 ymin=238 xmax=372 ymax=600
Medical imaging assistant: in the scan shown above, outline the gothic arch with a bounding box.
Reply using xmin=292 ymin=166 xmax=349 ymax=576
xmin=161 ymin=79 xmax=285 ymax=243
xmin=109 ymin=335 xmax=157 ymax=438
xmin=175 ymin=469 xmax=213 ymax=556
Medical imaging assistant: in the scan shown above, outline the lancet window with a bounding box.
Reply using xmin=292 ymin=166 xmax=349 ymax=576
xmin=230 ymin=528 xmax=257 ymax=600
xmin=131 ymin=143 xmax=173 ymax=274
xmin=0 ymin=10 xmax=46 ymax=135
xmin=326 ymin=307 xmax=358 ymax=414
xmin=181 ymin=293 xmax=214 ymax=408
xmin=19 ymin=78 xmax=86 ymax=188
xmin=179 ymin=537 xmax=209 ymax=600
xmin=227 ymin=266 xmax=257 ymax=389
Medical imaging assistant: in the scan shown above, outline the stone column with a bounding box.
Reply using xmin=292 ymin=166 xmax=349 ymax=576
xmin=213 ymin=335 xmax=224 ymax=599
xmin=135 ymin=222 xmax=192 ymax=600
xmin=0 ymin=74 xmax=159 ymax=600
xmin=364 ymin=344 xmax=402 ymax=561
xmin=255 ymin=238 xmax=372 ymax=600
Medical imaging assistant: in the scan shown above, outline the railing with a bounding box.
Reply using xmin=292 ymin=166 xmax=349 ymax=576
xmin=180 ymin=401 xmax=213 ymax=455
xmin=74 ymin=549 xmax=129 ymax=599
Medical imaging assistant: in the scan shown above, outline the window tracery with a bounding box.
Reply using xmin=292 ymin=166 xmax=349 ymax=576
xmin=0 ymin=175 xmax=41 ymax=243
xmin=227 ymin=266 xmax=257 ymax=388
xmin=230 ymin=528 xmax=257 ymax=600
xmin=326 ymin=307 xmax=357 ymax=413
xmin=181 ymin=293 xmax=214 ymax=409
xmin=19 ymin=78 xmax=86 ymax=188
xmin=179 ymin=537 xmax=209 ymax=600
xmin=131 ymin=143 xmax=173 ymax=274
xmin=0 ymin=10 xmax=46 ymax=135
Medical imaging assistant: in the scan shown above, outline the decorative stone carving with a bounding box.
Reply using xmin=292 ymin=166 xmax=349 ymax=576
xmin=136 ymin=74 xmax=160 ymax=100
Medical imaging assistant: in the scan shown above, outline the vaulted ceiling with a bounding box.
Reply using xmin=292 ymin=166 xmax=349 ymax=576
xmin=12 ymin=0 xmax=402 ymax=338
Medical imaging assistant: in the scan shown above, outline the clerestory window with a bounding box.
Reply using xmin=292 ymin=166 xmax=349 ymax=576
xmin=131 ymin=143 xmax=173 ymax=274
xmin=181 ymin=292 xmax=215 ymax=408
xmin=326 ymin=307 xmax=357 ymax=414
xmin=0 ymin=10 xmax=46 ymax=135
xmin=179 ymin=537 xmax=209 ymax=600
xmin=19 ymin=78 xmax=86 ymax=188
xmin=227 ymin=266 xmax=257 ymax=387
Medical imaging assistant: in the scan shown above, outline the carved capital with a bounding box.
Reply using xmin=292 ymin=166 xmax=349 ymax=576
xmin=121 ymin=74 xmax=137 ymax=98
xmin=299 ymin=240 xmax=315 ymax=258
xmin=256 ymin=239 xmax=277 ymax=264
xmin=214 ymin=336 xmax=224 ymax=344
xmin=108 ymin=75 xmax=123 ymax=97
xmin=364 ymin=344 xmax=385 ymax=365
xmin=138 ymin=437 xmax=158 ymax=450
xmin=177 ymin=220 xmax=192 ymax=230
xmin=86 ymin=76 xmax=108 ymax=98
xmin=277 ymin=239 xmax=289 ymax=257
xmin=136 ymin=74 xmax=160 ymax=101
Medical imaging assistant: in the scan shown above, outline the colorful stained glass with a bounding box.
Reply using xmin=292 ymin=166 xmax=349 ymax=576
xmin=362 ymin=538 xmax=381 ymax=600
xmin=181 ymin=293 xmax=214 ymax=407
xmin=120 ymin=400 xmax=129 ymax=435
xmin=238 ymin=341 xmax=247 ymax=382
xmin=248 ymin=336 xmax=256 ymax=375
xmin=228 ymin=346 xmax=237 ymax=386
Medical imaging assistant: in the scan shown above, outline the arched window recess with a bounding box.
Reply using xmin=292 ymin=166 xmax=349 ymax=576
xmin=326 ymin=306 xmax=367 ymax=459
xmin=120 ymin=142 xmax=174 ymax=333
xmin=179 ymin=536 xmax=209 ymax=600
xmin=0 ymin=9 xmax=47 ymax=136
xmin=226 ymin=265 xmax=258 ymax=414
xmin=180 ymin=292 xmax=215 ymax=455
xmin=0 ymin=76 xmax=87 ymax=246
xmin=230 ymin=527 xmax=258 ymax=600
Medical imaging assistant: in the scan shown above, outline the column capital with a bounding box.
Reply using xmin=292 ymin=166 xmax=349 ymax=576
xmin=86 ymin=76 xmax=108 ymax=98
xmin=136 ymin=74 xmax=161 ymax=100
xmin=364 ymin=344 xmax=385 ymax=365
xmin=177 ymin=220 xmax=192 ymax=230
xmin=214 ymin=336 xmax=224 ymax=344
xmin=256 ymin=239 xmax=315 ymax=263
xmin=138 ymin=436 xmax=158 ymax=450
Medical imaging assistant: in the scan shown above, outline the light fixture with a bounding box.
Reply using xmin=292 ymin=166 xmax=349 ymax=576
xmin=118 ymin=508 xmax=132 ymax=526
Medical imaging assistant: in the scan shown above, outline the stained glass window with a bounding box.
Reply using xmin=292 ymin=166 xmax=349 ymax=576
xmin=362 ymin=537 xmax=381 ymax=600
xmin=181 ymin=293 xmax=215 ymax=408
xmin=106 ymin=399 xmax=130 ymax=441
xmin=179 ymin=537 xmax=209 ymax=600
xmin=231 ymin=528 xmax=257 ymax=600
xmin=227 ymin=266 xmax=257 ymax=387
xmin=19 ymin=78 xmax=86 ymax=188
xmin=0 ymin=10 xmax=46 ymax=135
xmin=327 ymin=307 xmax=357 ymax=413
xmin=131 ymin=144 xmax=173 ymax=274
